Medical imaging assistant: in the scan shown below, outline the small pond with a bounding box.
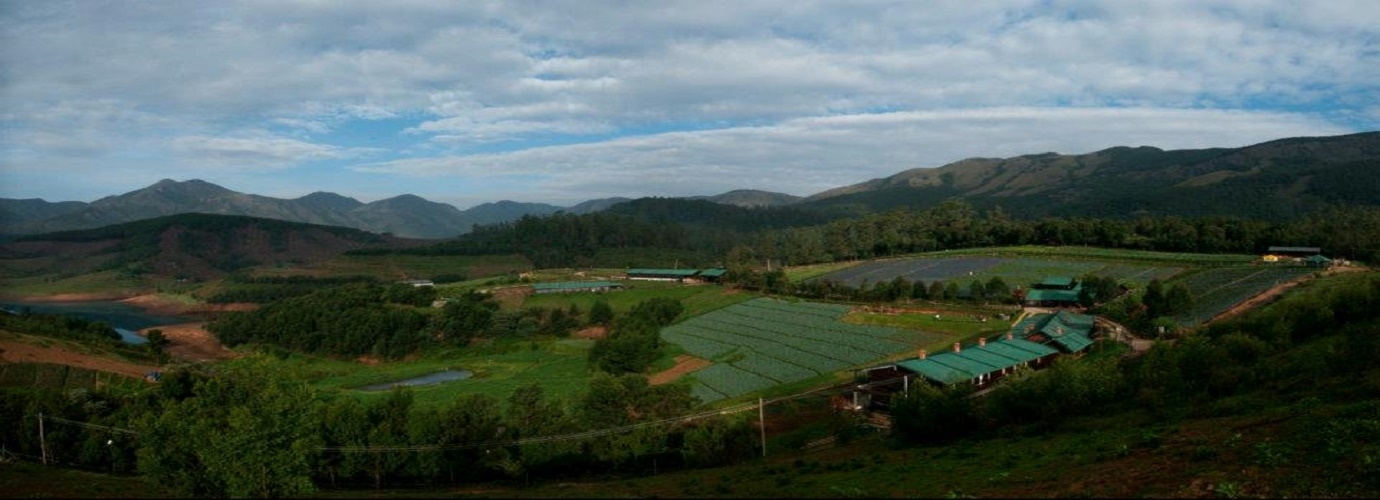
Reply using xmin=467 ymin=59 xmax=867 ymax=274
xmin=357 ymin=369 xmax=473 ymax=391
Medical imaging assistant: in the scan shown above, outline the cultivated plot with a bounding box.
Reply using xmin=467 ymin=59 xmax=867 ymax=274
xmin=661 ymin=298 xmax=938 ymax=404
xmin=812 ymin=256 xmax=1185 ymax=289
xmin=1173 ymin=266 xmax=1313 ymax=326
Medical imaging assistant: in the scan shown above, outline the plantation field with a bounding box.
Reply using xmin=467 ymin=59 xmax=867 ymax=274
xmin=1171 ymin=265 xmax=1314 ymax=326
xmin=282 ymin=339 xmax=595 ymax=409
xmin=812 ymin=256 xmax=1184 ymax=289
xmin=518 ymin=282 xmax=754 ymax=319
xmin=0 ymin=362 xmax=148 ymax=393
xmin=661 ymin=298 xmax=944 ymax=404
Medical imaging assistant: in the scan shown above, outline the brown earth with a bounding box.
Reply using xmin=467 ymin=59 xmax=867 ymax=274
xmin=0 ymin=340 xmax=157 ymax=379
xmin=648 ymin=354 xmax=711 ymax=386
xmin=571 ymin=326 xmax=608 ymax=340
xmin=118 ymin=294 xmax=257 ymax=316
xmin=140 ymin=322 xmax=239 ymax=362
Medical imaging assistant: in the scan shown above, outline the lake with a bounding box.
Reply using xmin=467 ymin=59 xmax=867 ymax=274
xmin=0 ymin=300 xmax=194 ymax=345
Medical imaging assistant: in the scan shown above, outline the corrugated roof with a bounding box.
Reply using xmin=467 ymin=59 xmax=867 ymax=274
xmin=895 ymin=338 xmax=1059 ymax=385
xmin=626 ymin=268 xmax=700 ymax=276
xmin=531 ymin=281 xmax=622 ymax=291
xmin=697 ymin=268 xmax=727 ymax=277
xmin=1267 ymin=246 xmax=1321 ymax=253
xmin=980 ymin=338 xmax=1059 ymax=362
xmin=1037 ymin=276 xmax=1077 ymax=287
xmin=1024 ymin=288 xmax=1081 ymax=302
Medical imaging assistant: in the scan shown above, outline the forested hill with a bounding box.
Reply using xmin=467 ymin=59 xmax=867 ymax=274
xmin=802 ymin=131 xmax=1380 ymax=219
xmin=0 ymin=213 xmax=428 ymax=280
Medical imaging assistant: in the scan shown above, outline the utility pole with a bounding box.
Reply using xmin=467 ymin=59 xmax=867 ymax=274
xmin=38 ymin=412 xmax=47 ymax=465
xmin=758 ymin=398 xmax=767 ymax=457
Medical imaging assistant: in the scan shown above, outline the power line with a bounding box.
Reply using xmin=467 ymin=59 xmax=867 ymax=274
xmin=28 ymin=380 xmax=855 ymax=455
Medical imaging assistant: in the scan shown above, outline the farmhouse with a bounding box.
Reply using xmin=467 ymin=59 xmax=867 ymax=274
xmin=846 ymin=335 xmax=1060 ymax=411
xmin=1020 ymin=276 xmax=1083 ymax=307
xmin=696 ymin=267 xmax=728 ymax=283
xmin=1009 ymin=310 xmax=1097 ymax=354
xmin=1267 ymin=246 xmax=1322 ymax=257
xmin=530 ymin=281 xmax=624 ymax=294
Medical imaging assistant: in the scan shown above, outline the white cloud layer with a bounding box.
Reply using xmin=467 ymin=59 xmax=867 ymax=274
xmin=1 ymin=0 xmax=1376 ymax=206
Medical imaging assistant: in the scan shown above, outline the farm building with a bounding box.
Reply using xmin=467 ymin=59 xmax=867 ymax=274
xmin=846 ymin=335 xmax=1060 ymax=411
xmin=1009 ymin=310 xmax=1097 ymax=354
xmin=399 ymin=279 xmax=434 ymax=287
xmin=1305 ymin=255 xmax=1333 ymax=268
xmin=696 ymin=267 xmax=728 ymax=283
xmin=1267 ymin=246 xmax=1322 ymax=257
xmin=530 ymin=281 xmax=624 ymax=294
xmin=1020 ymin=276 xmax=1083 ymax=307
xmin=626 ymin=268 xmax=702 ymax=282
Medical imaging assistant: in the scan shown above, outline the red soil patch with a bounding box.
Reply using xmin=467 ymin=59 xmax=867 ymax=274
xmin=119 ymin=294 xmax=257 ymax=316
xmin=140 ymin=322 xmax=239 ymax=362
xmin=571 ymin=326 xmax=608 ymax=339
xmin=356 ymin=356 xmax=382 ymax=366
xmin=648 ymin=354 xmax=711 ymax=386
xmin=6 ymin=292 xmax=132 ymax=302
xmin=0 ymin=340 xmax=157 ymax=379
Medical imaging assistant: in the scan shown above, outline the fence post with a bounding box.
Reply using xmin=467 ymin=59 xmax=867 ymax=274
xmin=38 ymin=413 xmax=47 ymax=465
xmin=759 ymin=398 xmax=767 ymax=458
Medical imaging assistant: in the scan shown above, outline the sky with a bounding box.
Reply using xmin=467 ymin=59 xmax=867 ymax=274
xmin=2 ymin=1 xmax=1377 ymax=210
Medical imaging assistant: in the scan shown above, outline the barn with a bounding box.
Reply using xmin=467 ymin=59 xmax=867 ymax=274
xmin=1009 ymin=310 xmax=1097 ymax=354
xmin=530 ymin=281 xmax=624 ymax=294
xmin=1020 ymin=276 xmax=1083 ymax=307
xmin=846 ymin=335 xmax=1060 ymax=411
xmin=625 ymin=268 xmax=702 ymax=282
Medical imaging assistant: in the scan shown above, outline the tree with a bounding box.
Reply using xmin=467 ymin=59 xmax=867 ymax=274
xmin=968 ymin=279 xmax=986 ymax=302
xmin=985 ymin=276 xmax=1011 ymax=304
xmin=136 ymin=356 xmax=322 ymax=498
xmin=1164 ymin=283 xmax=1195 ymax=317
xmin=944 ymin=281 xmax=961 ymax=301
xmin=588 ymin=299 xmax=614 ymax=326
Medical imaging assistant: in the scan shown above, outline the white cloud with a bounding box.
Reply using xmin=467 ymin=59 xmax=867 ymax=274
xmin=170 ymin=135 xmax=379 ymax=169
xmin=1 ymin=1 xmax=1375 ymax=204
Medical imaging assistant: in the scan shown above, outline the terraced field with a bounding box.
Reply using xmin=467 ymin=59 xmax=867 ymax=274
xmin=660 ymin=298 xmax=943 ymax=404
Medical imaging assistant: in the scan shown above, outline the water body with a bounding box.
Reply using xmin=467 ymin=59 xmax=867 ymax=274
xmin=0 ymin=300 xmax=194 ymax=345
xmin=357 ymin=370 xmax=473 ymax=391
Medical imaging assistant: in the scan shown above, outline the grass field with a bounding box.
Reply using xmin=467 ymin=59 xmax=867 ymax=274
xmin=277 ymin=337 xmax=595 ymax=409
xmin=0 ymin=270 xmax=148 ymax=297
xmin=255 ymin=253 xmax=533 ymax=281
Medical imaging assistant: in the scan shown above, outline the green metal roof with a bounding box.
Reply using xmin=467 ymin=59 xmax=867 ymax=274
xmin=1024 ymin=287 xmax=1081 ymax=302
xmin=1305 ymin=255 xmax=1332 ymax=262
xmin=979 ymin=338 xmax=1059 ymax=363
xmin=895 ymin=337 xmax=1059 ymax=385
xmin=531 ymin=281 xmax=623 ymax=291
xmin=1036 ymin=276 xmax=1077 ymax=287
xmin=697 ymin=268 xmax=727 ymax=277
xmin=626 ymin=268 xmax=700 ymax=276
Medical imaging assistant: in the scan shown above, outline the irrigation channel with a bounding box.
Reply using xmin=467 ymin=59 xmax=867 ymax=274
xmin=356 ymin=369 xmax=474 ymax=391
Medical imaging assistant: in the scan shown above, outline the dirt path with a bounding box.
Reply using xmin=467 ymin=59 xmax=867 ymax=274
xmin=0 ymin=340 xmax=157 ymax=378
xmin=648 ymin=354 xmax=711 ymax=385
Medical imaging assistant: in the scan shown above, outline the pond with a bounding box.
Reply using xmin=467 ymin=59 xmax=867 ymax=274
xmin=357 ymin=369 xmax=474 ymax=391
xmin=0 ymin=300 xmax=194 ymax=345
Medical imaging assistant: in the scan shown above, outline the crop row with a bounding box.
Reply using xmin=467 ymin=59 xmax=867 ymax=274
xmin=1174 ymin=266 xmax=1312 ymax=325
xmin=692 ymin=363 xmax=778 ymax=401
xmin=717 ymin=303 xmax=908 ymax=341
xmin=664 ymin=322 xmax=853 ymax=370
xmin=695 ymin=315 xmax=903 ymax=355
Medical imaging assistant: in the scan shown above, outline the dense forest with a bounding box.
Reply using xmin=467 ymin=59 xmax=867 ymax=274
xmin=352 ymin=198 xmax=1380 ymax=270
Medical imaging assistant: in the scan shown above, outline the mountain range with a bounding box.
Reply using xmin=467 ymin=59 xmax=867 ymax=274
xmin=3 ymin=131 xmax=1377 ymax=239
